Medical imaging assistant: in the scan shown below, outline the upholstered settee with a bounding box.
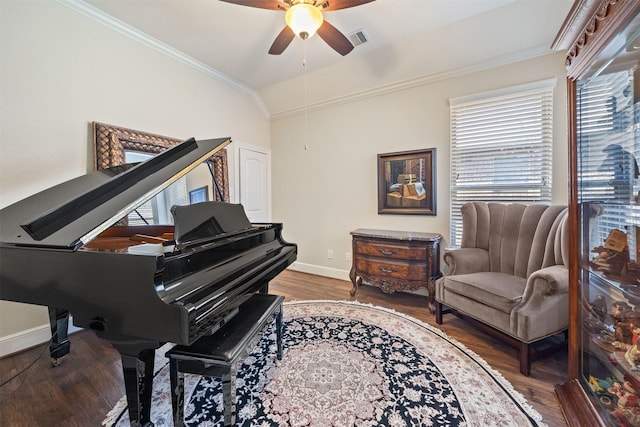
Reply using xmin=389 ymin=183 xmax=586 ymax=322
xmin=435 ymin=201 xmax=569 ymax=375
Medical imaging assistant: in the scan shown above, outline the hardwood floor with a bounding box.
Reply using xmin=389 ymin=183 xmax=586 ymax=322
xmin=0 ymin=270 xmax=568 ymax=426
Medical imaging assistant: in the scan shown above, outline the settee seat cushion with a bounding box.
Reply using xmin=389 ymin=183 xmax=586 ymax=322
xmin=443 ymin=272 xmax=526 ymax=314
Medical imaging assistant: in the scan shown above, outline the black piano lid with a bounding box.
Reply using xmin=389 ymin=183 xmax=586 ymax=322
xmin=0 ymin=137 xmax=231 ymax=250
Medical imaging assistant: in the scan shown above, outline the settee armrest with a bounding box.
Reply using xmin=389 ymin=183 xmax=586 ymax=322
xmin=442 ymin=248 xmax=490 ymax=276
xmin=513 ymin=265 xmax=569 ymax=341
xmin=521 ymin=265 xmax=569 ymax=301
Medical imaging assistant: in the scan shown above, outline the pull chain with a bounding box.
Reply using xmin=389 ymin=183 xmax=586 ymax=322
xmin=303 ymin=43 xmax=309 ymax=151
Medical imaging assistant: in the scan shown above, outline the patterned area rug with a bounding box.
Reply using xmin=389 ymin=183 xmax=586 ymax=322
xmin=103 ymin=300 xmax=546 ymax=426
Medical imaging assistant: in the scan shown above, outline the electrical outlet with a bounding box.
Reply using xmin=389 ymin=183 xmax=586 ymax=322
xmin=345 ymin=252 xmax=352 ymax=262
xmin=327 ymin=249 xmax=334 ymax=259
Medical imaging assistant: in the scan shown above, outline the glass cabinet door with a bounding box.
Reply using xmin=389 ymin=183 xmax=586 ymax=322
xmin=577 ymin=12 xmax=640 ymax=426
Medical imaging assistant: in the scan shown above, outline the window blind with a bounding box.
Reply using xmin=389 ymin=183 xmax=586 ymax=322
xmin=449 ymin=81 xmax=554 ymax=246
xmin=577 ymin=69 xmax=640 ymax=255
xmin=126 ymin=177 xmax=190 ymax=225
xmin=124 ymin=150 xmax=189 ymax=225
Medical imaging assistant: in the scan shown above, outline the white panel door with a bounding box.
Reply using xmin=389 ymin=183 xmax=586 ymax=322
xmin=239 ymin=147 xmax=270 ymax=223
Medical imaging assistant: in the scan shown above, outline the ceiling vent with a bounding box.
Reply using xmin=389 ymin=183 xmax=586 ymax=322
xmin=347 ymin=29 xmax=369 ymax=47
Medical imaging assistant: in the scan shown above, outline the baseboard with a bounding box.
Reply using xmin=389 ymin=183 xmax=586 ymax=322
xmin=0 ymin=318 xmax=83 ymax=358
xmin=0 ymin=324 xmax=51 ymax=358
xmin=287 ymin=262 xmax=350 ymax=282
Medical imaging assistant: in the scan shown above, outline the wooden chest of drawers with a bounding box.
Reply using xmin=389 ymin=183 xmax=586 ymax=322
xmin=349 ymin=229 xmax=442 ymax=311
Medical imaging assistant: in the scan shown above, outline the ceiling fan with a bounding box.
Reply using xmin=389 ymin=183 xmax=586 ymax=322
xmin=220 ymin=0 xmax=376 ymax=56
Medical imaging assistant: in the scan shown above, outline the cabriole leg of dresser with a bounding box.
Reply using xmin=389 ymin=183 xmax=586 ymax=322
xmin=350 ymin=275 xmax=361 ymax=296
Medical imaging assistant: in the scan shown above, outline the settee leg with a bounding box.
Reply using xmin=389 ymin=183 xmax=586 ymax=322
xmin=519 ymin=342 xmax=531 ymax=376
xmin=435 ymin=302 xmax=443 ymax=324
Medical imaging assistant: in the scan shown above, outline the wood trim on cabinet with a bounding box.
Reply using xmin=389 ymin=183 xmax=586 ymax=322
xmin=556 ymin=379 xmax=607 ymax=427
xmin=566 ymin=78 xmax=580 ymax=380
xmin=552 ymin=0 xmax=640 ymax=79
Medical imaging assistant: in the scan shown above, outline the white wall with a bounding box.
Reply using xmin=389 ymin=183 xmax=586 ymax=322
xmin=0 ymin=1 xmax=570 ymax=355
xmin=271 ymin=52 xmax=568 ymax=280
xmin=0 ymin=1 xmax=270 ymax=353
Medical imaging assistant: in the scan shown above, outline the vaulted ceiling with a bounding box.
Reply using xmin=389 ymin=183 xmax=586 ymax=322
xmin=82 ymin=0 xmax=574 ymax=117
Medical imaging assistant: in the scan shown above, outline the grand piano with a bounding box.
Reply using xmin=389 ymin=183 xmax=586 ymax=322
xmin=0 ymin=137 xmax=297 ymax=426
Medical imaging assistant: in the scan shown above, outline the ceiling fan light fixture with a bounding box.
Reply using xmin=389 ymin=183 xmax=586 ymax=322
xmin=285 ymin=3 xmax=324 ymax=40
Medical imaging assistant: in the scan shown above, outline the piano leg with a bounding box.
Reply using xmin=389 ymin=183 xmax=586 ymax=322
xmin=47 ymin=307 xmax=70 ymax=366
xmin=120 ymin=348 xmax=156 ymax=427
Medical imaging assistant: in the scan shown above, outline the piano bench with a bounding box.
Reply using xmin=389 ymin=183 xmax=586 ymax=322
xmin=165 ymin=293 xmax=284 ymax=427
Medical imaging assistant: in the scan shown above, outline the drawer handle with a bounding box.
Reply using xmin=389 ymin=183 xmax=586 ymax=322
xmin=378 ymin=249 xmax=397 ymax=256
xmin=379 ymin=266 xmax=397 ymax=274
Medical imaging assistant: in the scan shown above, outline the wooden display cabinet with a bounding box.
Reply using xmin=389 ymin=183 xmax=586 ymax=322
xmin=553 ymin=1 xmax=640 ymax=425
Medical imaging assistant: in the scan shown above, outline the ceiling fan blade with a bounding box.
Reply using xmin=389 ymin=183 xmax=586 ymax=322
xmin=317 ymin=20 xmax=354 ymax=56
xmin=318 ymin=0 xmax=376 ymax=12
xmin=219 ymin=0 xmax=287 ymax=11
xmin=269 ymin=26 xmax=295 ymax=55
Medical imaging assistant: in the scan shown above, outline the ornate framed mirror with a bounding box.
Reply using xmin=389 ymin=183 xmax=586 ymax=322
xmin=92 ymin=122 xmax=230 ymax=226
xmin=93 ymin=121 xmax=229 ymax=202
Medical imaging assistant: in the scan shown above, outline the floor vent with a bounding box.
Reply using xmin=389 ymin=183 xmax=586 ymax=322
xmin=348 ymin=29 xmax=369 ymax=46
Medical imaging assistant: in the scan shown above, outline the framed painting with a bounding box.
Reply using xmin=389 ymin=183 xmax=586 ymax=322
xmin=378 ymin=148 xmax=436 ymax=215
xmin=189 ymin=186 xmax=209 ymax=204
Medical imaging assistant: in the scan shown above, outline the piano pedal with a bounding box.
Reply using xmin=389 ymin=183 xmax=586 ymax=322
xmin=51 ymin=357 xmax=62 ymax=367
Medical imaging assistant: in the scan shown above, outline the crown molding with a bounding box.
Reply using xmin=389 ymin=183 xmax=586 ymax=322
xmin=268 ymin=45 xmax=556 ymax=120
xmin=56 ymin=0 xmax=559 ymax=122
xmin=56 ymin=0 xmax=271 ymax=119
